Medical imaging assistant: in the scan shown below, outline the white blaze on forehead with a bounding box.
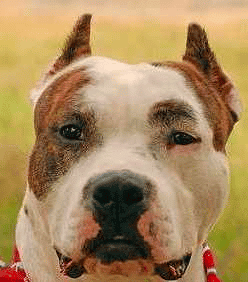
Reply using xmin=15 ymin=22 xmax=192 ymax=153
xmin=72 ymin=56 xmax=206 ymax=131
xmin=82 ymin=56 xmax=202 ymax=106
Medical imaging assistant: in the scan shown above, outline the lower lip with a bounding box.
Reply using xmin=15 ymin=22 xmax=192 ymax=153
xmin=57 ymin=246 xmax=191 ymax=280
xmin=95 ymin=241 xmax=145 ymax=263
xmin=65 ymin=263 xmax=86 ymax=278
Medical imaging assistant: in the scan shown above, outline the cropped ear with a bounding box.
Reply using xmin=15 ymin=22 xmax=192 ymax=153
xmin=183 ymin=23 xmax=242 ymax=122
xmin=49 ymin=14 xmax=92 ymax=75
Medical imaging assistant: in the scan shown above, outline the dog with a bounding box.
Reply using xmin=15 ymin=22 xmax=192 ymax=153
xmin=15 ymin=14 xmax=241 ymax=281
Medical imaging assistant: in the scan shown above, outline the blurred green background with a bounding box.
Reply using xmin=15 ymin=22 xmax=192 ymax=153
xmin=0 ymin=1 xmax=248 ymax=281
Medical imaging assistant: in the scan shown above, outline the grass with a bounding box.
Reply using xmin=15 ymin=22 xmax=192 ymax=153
xmin=0 ymin=14 xmax=247 ymax=281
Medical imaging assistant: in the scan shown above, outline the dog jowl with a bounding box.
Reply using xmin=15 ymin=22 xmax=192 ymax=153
xmin=16 ymin=14 xmax=241 ymax=281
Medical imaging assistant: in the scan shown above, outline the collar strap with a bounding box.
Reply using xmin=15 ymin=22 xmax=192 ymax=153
xmin=202 ymin=242 xmax=222 ymax=282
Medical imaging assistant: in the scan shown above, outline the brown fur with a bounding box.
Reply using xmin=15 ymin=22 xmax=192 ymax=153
xmin=152 ymin=24 xmax=237 ymax=152
xmin=149 ymin=100 xmax=197 ymax=126
xmin=148 ymin=100 xmax=201 ymax=151
xmin=49 ymin=14 xmax=92 ymax=75
xmin=183 ymin=23 xmax=238 ymax=123
xmin=165 ymin=61 xmax=234 ymax=152
xmin=29 ymin=69 xmax=99 ymax=199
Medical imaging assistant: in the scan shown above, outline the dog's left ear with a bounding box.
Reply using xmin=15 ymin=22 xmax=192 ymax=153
xmin=49 ymin=14 xmax=92 ymax=75
xmin=183 ymin=23 xmax=242 ymax=123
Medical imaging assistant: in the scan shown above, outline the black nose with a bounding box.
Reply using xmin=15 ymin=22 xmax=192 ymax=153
xmin=93 ymin=175 xmax=144 ymax=208
xmin=84 ymin=170 xmax=151 ymax=224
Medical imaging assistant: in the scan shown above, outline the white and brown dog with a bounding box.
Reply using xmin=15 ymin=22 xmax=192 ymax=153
xmin=16 ymin=14 xmax=241 ymax=281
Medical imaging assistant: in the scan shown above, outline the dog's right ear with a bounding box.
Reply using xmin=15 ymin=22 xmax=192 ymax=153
xmin=49 ymin=14 xmax=92 ymax=75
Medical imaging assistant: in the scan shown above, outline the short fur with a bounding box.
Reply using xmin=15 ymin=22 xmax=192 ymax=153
xmin=16 ymin=15 xmax=241 ymax=282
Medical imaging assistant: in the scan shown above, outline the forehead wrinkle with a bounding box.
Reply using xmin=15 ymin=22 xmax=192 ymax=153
xmin=82 ymin=57 xmax=204 ymax=114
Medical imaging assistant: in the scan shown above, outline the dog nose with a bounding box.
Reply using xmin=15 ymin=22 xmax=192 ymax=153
xmin=84 ymin=170 xmax=151 ymax=220
xmin=93 ymin=177 xmax=144 ymax=208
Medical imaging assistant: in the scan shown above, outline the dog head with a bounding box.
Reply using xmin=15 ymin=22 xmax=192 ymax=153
xmin=25 ymin=15 xmax=241 ymax=280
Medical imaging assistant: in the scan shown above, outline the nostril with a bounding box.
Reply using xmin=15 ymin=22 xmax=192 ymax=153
xmin=123 ymin=185 xmax=144 ymax=206
xmin=93 ymin=187 xmax=112 ymax=206
xmin=93 ymin=184 xmax=144 ymax=208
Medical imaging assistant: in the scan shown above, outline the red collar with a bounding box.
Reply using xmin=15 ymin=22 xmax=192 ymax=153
xmin=0 ymin=243 xmax=221 ymax=281
xmin=202 ymin=243 xmax=222 ymax=282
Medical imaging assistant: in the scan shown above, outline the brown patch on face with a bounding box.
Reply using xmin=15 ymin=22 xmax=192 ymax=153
xmin=148 ymin=100 xmax=196 ymax=127
xmin=148 ymin=100 xmax=201 ymax=151
xmin=73 ymin=211 xmax=101 ymax=262
xmin=83 ymin=257 xmax=155 ymax=277
xmin=69 ymin=210 xmax=155 ymax=278
xmin=137 ymin=203 xmax=171 ymax=264
xmin=151 ymin=23 xmax=239 ymax=151
xmin=152 ymin=61 xmax=234 ymax=152
xmin=28 ymin=69 xmax=98 ymax=199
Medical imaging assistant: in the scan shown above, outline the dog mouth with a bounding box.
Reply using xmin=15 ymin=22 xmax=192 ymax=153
xmin=154 ymin=254 xmax=192 ymax=280
xmin=92 ymin=239 xmax=148 ymax=263
xmin=55 ymin=241 xmax=192 ymax=280
xmin=55 ymin=248 xmax=86 ymax=279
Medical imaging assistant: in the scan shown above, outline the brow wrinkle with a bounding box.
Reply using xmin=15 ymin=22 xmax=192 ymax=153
xmin=149 ymin=100 xmax=197 ymax=127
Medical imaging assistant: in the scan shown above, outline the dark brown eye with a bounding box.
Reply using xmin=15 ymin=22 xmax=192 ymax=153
xmin=171 ymin=132 xmax=196 ymax=145
xmin=60 ymin=124 xmax=82 ymax=140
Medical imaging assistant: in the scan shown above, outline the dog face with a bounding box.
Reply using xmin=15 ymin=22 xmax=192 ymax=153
xmin=18 ymin=15 xmax=241 ymax=281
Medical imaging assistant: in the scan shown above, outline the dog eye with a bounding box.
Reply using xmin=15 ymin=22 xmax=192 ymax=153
xmin=171 ymin=132 xmax=196 ymax=145
xmin=59 ymin=124 xmax=82 ymax=140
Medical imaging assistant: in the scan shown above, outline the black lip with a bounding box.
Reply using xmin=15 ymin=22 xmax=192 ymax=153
xmin=65 ymin=263 xmax=86 ymax=279
xmin=55 ymin=246 xmax=191 ymax=280
xmin=94 ymin=239 xmax=148 ymax=263
xmin=55 ymin=248 xmax=86 ymax=279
